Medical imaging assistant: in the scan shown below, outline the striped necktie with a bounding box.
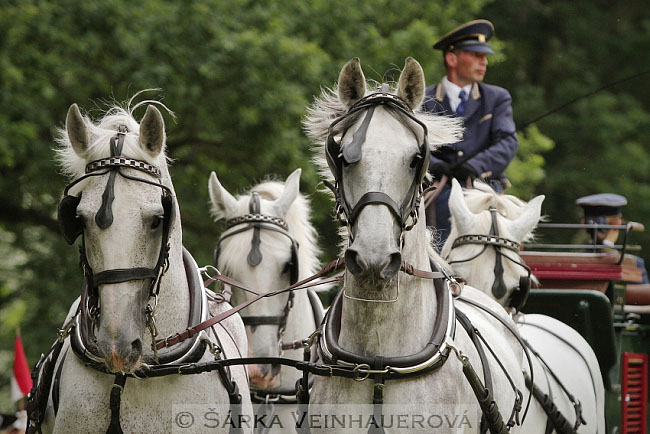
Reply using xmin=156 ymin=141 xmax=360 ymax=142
xmin=456 ymin=89 xmax=467 ymax=116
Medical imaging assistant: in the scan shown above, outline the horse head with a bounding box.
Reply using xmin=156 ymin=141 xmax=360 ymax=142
xmin=326 ymin=58 xmax=434 ymax=298
xmin=209 ymin=169 xmax=304 ymax=389
xmin=444 ymin=178 xmax=544 ymax=306
xmin=60 ymin=103 xmax=174 ymax=373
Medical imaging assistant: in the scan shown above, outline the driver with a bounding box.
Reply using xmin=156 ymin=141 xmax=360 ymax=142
xmin=576 ymin=193 xmax=649 ymax=284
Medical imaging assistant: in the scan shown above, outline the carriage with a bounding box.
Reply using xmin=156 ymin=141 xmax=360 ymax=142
xmin=520 ymin=221 xmax=650 ymax=434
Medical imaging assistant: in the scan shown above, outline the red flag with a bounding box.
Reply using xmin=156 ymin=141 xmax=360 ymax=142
xmin=11 ymin=332 xmax=33 ymax=402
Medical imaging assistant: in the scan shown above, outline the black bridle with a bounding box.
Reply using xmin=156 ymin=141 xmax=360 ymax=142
xmin=323 ymin=85 xmax=432 ymax=238
xmin=57 ymin=126 xmax=175 ymax=325
xmin=448 ymin=206 xmax=531 ymax=311
xmin=214 ymin=192 xmax=299 ymax=335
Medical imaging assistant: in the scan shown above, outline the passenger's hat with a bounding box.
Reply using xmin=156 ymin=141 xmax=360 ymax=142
xmin=576 ymin=193 xmax=627 ymax=217
xmin=433 ymin=19 xmax=495 ymax=54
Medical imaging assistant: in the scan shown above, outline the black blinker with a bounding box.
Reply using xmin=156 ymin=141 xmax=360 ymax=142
xmin=58 ymin=194 xmax=83 ymax=245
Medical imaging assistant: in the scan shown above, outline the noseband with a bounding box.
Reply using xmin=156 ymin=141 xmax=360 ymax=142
xmin=214 ymin=192 xmax=299 ymax=334
xmin=57 ymin=126 xmax=175 ymax=322
xmin=449 ymin=206 xmax=531 ymax=311
xmin=324 ymin=84 xmax=431 ymax=238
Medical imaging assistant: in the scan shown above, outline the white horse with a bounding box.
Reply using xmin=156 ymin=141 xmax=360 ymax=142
xmin=443 ymin=178 xmax=606 ymax=433
xmin=30 ymin=102 xmax=252 ymax=433
xmin=303 ymin=57 xmax=528 ymax=433
xmin=208 ymin=169 xmax=325 ymax=428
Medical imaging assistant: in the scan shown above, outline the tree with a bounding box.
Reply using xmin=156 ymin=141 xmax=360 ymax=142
xmin=484 ymin=0 xmax=650 ymax=253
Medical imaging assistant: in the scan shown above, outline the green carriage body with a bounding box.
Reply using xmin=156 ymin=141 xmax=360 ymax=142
xmin=520 ymin=228 xmax=650 ymax=434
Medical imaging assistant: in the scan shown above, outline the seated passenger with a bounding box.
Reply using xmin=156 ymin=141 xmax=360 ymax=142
xmin=576 ymin=193 xmax=649 ymax=283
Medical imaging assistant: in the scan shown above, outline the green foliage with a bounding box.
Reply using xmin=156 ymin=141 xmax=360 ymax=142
xmin=3 ymin=0 xmax=649 ymax=412
xmin=0 ymin=0 xmax=493 ymax=408
xmin=506 ymin=125 xmax=555 ymax=199
xmin=485 ymin=0 xmax=650 ymax=253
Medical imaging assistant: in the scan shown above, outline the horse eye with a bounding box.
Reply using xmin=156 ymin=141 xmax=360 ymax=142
xmin=282 ymin=262 xmax=291 ymax=274
xmin=410 ymin=154 xmax=422 ymax=168
xmin=151 ymin=215 xmax=164 ymax=229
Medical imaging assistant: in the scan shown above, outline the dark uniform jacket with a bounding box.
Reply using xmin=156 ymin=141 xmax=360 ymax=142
xmin=423 ymin=81 xmax=518 ymax=182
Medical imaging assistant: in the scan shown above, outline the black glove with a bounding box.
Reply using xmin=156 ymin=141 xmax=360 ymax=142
xmin=454 ymin=164 xmax=478 ymax=182
xmin=430 ymin=162 xmax=452 ymax=180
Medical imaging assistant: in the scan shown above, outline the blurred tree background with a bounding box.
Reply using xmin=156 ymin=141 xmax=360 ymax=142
xmin=1 ymin=0 xmax=649 ymax=410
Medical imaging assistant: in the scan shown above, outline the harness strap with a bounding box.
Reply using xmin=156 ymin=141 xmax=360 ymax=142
xmin=524 ymin=375 xmax=578 ymax=434
xmin=241 ymin=316 xmax=285 ymax=326
xmin=350 ymin=191 xmax=402 ymax=225
xmin=368 ymin=356 xmax=387 ymax=434
xmin=471 ymin=320 xmax=524 ymax=429
xmin=294 ymin=347 xmax=312 ymax=434
xmin=455 ymin=309 xmax=494 ymax=434
xmin=52 ymin=349 xmax=68 ymax=416
xmin=106 ymin=373 xmax=127 ymax=434
xmin=522 ymin=336 xmax=586 ymax=430
xmin=26 ymin=339 xmax=64 ymax=433
xmin=208 ymin=327 xmax=244 ymax=434
xmin=458 ymin=353 xmax=508 ymax=434
xmin=93 ymin=267 xmax=158 ymax=286
xmin=456 ymin=295 xmax=534 ymax=424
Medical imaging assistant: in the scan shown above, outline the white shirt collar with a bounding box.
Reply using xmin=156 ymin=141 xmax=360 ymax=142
xmin=442 ymin=76 xmax=472 ymax=113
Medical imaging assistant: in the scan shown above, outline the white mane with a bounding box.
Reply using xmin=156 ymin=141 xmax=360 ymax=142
xmin=214 ymin=179 xmax=323 ymax=280
xmin=442 ymin=181 xmax=540 ymax=259
xmin=55 ymin=97 xmax=172 ymax=179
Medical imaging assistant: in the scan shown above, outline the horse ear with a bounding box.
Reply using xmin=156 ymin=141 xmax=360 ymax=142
xmin=397 ymin=57 xmax=426 ymax=110
xmin=208 ymin=171 xmax=238 ymax=220
xmin=448 ymin=178 xmax=476 ymax=233
xmin=509 ymin=195 xmax=545 ymax=241
xmin=275 ymin=168 xmax=301 ymax=216
xmin=338 ymin=58 xmax=366 ymax=108
xmin=66 ymin=103 xmax=90 ymax=156
xmin=139 ymin=105 xmax=165 ymax=157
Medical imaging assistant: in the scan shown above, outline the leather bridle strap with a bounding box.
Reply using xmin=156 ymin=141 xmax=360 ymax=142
xmin=349 ymin=191 xmax=403 ymax=225
xmin=248 ymin=192 xmax=263 ymax=266
xmin=94 ymin=268 xmax=158 ymax=286
xmin=490 ymin=208 xmax=508 ymax=299
xmin=95 ymin=126 xmax=127 ymax=230
xmin=241 ymin=316 xmax=285 ymax=326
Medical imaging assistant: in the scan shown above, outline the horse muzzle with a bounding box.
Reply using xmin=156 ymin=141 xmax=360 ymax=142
xmin=345 ymin=245 xmax=401 ymax=282
xmin=248 ymin=363 xmax=281 ymax=389
xmin=96 ymin=337 xmax=143 ymax=373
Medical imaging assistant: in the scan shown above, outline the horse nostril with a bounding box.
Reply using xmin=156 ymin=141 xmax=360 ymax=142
xmin=345 ymin=248 xmax=365 ymax=275
xmin=381 ymin=252 xmax=402 ymax=279
xmin=131 ymin=339 xmax=142 ymax=355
